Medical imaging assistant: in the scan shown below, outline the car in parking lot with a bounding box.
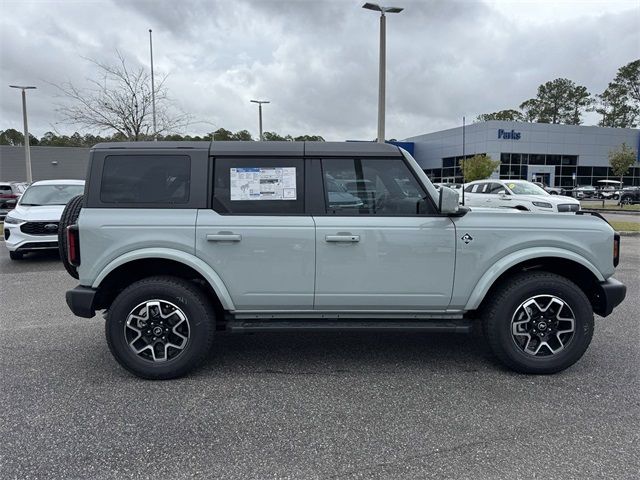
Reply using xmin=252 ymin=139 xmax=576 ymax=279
xmin=619 ymin=186 xmax=640 ymax=205
xmin=61 ymin=141 xmax=625 ymax=380
xmin=572 ymin=185 xmax=597 ymax=199
xmin=462 ymin=179 xmax=581 ymax=213
xmin=0 ymin=181 xmax=27 ymax=220
xmin=3 ymin=179 xmax=85 ymax=260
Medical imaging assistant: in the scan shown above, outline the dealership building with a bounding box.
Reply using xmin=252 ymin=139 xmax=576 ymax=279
xmin=403 ymin=121 xmax=640 ymax=188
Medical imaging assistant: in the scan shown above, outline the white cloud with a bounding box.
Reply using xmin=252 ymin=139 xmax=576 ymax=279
xmin=0 ymin=0 xmax=638 ymax=141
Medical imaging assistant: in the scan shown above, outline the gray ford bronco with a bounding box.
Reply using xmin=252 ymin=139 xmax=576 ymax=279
xmin=62 ymin=141 xmax=626 ymax=379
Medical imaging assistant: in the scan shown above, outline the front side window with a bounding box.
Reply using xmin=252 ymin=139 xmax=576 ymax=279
xmin=101 ymin=155 xmax=190 ymax=204
xmin=322 ymin=158 xmax=431 ymax=215
xmin=506 ymin=182 xmax=548 ymax=196
xmin=213 ymin=158 xmax=304 ymax=214
xmin=487 ymin=182 xmax=507 ymax=194
xmin=20 ymin=184 xmax=84 ymax=206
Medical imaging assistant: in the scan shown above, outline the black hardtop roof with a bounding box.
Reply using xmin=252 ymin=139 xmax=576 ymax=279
xmin=92 ymin=141 xmax=210 ymax=150
xmin=92 ymin=141 xmax=401 ymax=157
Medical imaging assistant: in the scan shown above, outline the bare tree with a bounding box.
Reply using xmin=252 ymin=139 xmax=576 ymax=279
xmin=54 ymin=52 xmax=191 ymax=140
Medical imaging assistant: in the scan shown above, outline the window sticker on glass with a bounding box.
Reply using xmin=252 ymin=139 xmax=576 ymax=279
xmin=230 ymin=167 xmax=297 ymax=201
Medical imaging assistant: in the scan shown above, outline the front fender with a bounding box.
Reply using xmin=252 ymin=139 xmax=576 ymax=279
xmin=92 ymin=247 xmax=236 ymax=311
xmin=464 ymin=247 xmax=604 ymax=311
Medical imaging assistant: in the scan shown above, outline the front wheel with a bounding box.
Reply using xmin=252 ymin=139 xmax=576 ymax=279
xmin=620 ymin=196 xmax=632 ymax=205
xmin=483 ymin=272 xmax=593 ymax=374
xmin=9 ymin=251 xmax=23 ymax=260
xmin=105 ymin=276 xmax=216 ymax=379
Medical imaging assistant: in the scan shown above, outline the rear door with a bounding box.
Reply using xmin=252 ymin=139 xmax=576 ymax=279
xmin=196 ymin=156 xmax=315 ymax=311
xmin=313 ymin=157 xmax=456 ymax=310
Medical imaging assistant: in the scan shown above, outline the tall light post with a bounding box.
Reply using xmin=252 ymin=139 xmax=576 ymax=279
xmin=9 ymin=85 xmax=36 ymax=182
xmin=362 ymin=2 xmax=403 ymax=144
xmin=149 ymin=29 xmax=157 ymax=140
xmin=250 ymin=99 xmax=270 ymax=141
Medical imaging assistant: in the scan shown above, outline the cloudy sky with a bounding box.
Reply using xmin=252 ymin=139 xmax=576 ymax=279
xmin=1 ymin=0 xmax=638 ymax=141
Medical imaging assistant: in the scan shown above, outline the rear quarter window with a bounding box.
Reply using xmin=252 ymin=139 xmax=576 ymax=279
xmin=100 ymin=155 xmax=191 ymax=204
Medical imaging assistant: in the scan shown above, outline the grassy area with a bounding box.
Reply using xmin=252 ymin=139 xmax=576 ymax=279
xmin=609 ymin=221 xmax=640 ymax=232
xmin=582 ymin=202 xmax=640 ymax=211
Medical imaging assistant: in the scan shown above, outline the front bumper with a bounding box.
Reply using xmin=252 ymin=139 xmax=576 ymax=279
xmin=4 ymin=222 xmax=58 ymax=252
xmin=66 ymin=286 xmax=97 ymax=318
xmin=594 ymin=278 xmax=626 ymax=317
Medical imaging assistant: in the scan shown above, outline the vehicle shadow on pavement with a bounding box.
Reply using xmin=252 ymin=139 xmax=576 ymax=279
xmin=0 ymin=249 xmax=62 ymax=272
xmin=197 ymin=331 xmax=498 ymax=376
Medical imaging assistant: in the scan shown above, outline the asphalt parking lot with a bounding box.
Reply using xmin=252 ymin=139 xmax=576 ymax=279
xmin=1 ymin=241 xmax=639 ymax=479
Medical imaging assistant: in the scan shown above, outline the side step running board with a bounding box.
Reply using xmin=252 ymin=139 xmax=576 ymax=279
xmin=226 ymin=319 xmax=472 ymax=334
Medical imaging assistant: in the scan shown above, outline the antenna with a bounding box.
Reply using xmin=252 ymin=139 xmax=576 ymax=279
xmin=461 ymin=116 xmax=466 ymax=206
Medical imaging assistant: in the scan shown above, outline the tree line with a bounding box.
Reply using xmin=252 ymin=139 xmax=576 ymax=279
xmin=476 ymin=59 xmax=639 ymax=128
xmin=0 ymin=128 xmax=325 ymax=147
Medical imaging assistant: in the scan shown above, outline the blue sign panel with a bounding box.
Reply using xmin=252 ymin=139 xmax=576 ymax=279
xmin=388 ymin=141 xmax=414 ymax=155
xmin=498 ymin=129 xmax=521 ymax=140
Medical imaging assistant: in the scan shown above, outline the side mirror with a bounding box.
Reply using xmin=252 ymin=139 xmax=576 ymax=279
xmin=439 ymin=186 xmax=459 ymax=215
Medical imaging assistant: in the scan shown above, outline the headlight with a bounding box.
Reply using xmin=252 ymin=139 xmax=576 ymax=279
xmin=3 ymin=216 xmax=24 ymax=224
xmin=532 ymin=202 xmax=553 ymax=209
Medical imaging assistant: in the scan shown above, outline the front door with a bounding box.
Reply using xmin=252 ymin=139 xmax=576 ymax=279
xmin=314 ymin=158 xmax=456 ymax=310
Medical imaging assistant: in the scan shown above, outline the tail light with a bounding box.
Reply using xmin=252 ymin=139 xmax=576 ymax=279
xmin=67 ymin=225 xmax=80 ymax=266
xmin=613 ymin=233 xmax=620 ymax=267
xmin=0 ymin=194 xmax=17 ymax=199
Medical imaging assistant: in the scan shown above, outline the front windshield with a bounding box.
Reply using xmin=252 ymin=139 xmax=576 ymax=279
xmin=20 ymin=184 xmax=84 ymax=206
xmin=506 ymin=182 xmax=548 ymax=196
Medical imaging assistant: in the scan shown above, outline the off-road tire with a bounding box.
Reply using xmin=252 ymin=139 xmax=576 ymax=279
xmin=483 ymin=271 xmax=594 ymax=374
xmin=58 ymin=194 xmax=84 ymax=279
xmin=105 ymin=276 xmax=216 ymax=380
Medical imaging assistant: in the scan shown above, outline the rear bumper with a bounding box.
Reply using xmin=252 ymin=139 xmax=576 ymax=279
xmin=595 ymin=278 xmax=626 ymax=317
xmin=66 ymin=285 xmax=97 ymax=318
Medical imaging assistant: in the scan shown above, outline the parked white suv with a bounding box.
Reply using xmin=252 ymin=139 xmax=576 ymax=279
xmin=462 ymin=180 xmax=580 ymax=213
xmin=3 ymin=179 xmax=85 ymax=260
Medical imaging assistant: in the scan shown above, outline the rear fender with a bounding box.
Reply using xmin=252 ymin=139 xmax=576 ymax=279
xmin=92 ymin=247 xmax=235 ymax=310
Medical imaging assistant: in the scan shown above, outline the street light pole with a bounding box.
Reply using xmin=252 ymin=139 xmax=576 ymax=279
xmin=362 ymin=3 xmax=403 ymax=144
xmin=149 ymin=29 xmax=157 ymax=140
xmin=250 ymin=100 xmax=270 ymax=141
xmin=9 ymin=85 xmax=36 ymax=182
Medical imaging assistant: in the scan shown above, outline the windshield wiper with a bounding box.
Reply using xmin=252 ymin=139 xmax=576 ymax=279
xmin=19 ymin=203 xmax=42 ymax=206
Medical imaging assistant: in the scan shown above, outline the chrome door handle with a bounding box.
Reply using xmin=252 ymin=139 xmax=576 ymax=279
xmin=207 ymin=233 xmax=242 ymax=242
xmin=325 ymin=235 xmax=360 ymax=243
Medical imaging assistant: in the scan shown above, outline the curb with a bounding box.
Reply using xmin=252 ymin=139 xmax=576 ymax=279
xmin=618 ymin=231 xmax=640 ymax=237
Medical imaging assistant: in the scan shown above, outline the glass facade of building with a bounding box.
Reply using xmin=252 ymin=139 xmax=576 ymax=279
xmin=425 ymin=152 xmax=640 ymax=187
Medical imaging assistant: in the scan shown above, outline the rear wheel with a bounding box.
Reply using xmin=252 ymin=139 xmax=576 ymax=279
xmin=483 ymin=272 xmax=593 ymax=374
xmin=9 ymin=251 xmax=23 ymax=260
xmin=58 ymin=194 xmax=84 ymax=279
xmin=620 ymin=196 xmax=632 ymax=205
xmin=105 ymin=276 xmax=216 ymax=380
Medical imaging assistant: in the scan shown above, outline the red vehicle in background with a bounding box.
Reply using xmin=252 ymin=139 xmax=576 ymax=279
xmin=0 ymin=182 xmax=27 ymax=220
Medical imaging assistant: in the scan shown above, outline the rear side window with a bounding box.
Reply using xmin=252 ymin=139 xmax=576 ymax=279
xmin=213 ymin=158 xmax=304 ymax=214
xmin=101 ymin=155 xmax=191 ymax=204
